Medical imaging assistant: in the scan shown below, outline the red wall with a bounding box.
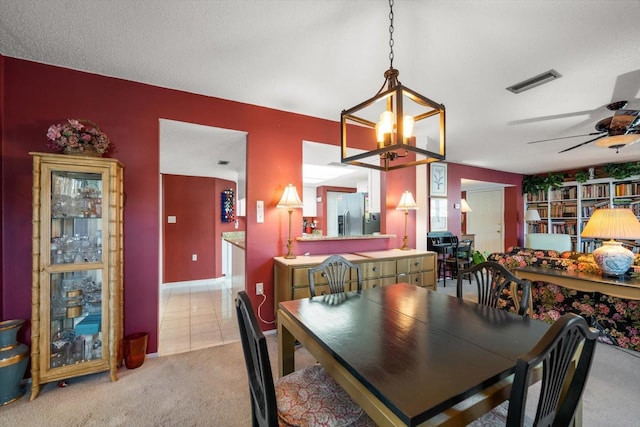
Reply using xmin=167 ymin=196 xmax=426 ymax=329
xmin=0 ymin=54 xmax=4 ymax=322
xmin=163 ymin=175 xmax=238 ymax=283
xmin=0 ymin=57 xmax=398 ymax=351
xmin=446 ymin=163 xmax=524 ymax=247
xmin=0 ymin=56 xmax=523 ymax=351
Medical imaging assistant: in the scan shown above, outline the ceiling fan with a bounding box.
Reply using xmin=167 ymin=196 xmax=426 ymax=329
xmin=526 ymin=101 xmax=640 ymax=153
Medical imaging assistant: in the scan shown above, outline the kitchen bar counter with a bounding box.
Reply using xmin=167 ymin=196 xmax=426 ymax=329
xmin=297 ymin=234 xmax=395 ymax=242
xmin=222 ymin=231 xmax=245 ymax=249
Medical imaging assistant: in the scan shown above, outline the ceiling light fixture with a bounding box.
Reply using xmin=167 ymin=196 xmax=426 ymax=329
xmin=340 ymin=0 xmax=446 ymax=172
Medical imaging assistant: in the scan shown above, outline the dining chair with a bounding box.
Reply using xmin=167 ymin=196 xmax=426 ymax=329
xmin=469 ymin=312 xmax=599 ymax=426
xmin=457 ymin=261 xmax=531 ymax=316
xmin=446 ymin=238 xmax=473 ymax=284
xmin=308 ymin=254 xmax=362 ymax=297
xmin=235 ymin=291 xmax=374 ymax=427
xmin=440 ymin=235 xmax=460 ymax=284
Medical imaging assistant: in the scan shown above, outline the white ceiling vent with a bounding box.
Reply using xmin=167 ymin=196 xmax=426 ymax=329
xmin=507 ymin=69 xmax=561 ymax=94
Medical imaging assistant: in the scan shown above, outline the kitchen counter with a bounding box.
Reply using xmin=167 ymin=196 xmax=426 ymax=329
xmin=297 ymin=234 xmax=395 ymax=242
xmin=222 ymin=231 xmax=245 ymax=250
xmin=222 ymin=231 xmax=245 ymax=290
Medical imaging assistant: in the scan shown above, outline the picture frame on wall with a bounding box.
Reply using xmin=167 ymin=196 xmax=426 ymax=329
xmin=430 ymin=163 xmax=447 ymax=197
xmin=430 ymin=198 xmax=448 ymax=231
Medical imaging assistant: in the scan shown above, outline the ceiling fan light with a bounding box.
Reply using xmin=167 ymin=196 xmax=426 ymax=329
xmin=594 ymin=134 xmax=639 ymax=149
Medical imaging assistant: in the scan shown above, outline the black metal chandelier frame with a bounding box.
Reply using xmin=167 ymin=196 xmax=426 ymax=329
xmin=340 ymin=0 xmax=446 ymax=172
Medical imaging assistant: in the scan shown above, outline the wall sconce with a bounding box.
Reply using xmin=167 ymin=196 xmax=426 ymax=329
xmin=525 ymin=208 xmax=541 ymax=222
xmin=580 ymin=208 xmax=640 ymax=276
xmin=396 ymin=191 xmax=418 ymax=250
xmin=340 ymin=0 xmax=446 ymax=171
xmin=277 ymin=184 xmax=304 ymax=259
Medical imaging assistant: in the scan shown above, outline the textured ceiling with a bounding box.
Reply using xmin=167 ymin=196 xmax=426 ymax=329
xmin=2 ymin=0 xmax=640 ymax=186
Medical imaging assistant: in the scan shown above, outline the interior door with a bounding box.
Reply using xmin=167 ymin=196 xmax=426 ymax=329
xmin=466 ymin=189 xmax=504 ymax=254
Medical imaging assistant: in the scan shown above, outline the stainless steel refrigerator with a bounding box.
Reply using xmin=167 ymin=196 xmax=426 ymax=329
xmin=337 ymin=193 xmax=380 ymax=236
xmin=337 ymin=193 xmax=366 ymax=236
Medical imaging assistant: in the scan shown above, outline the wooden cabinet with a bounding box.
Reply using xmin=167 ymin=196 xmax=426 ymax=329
xmin=274 ymin=250 xmax=436 ymax=312
xmin=30 ymin=152 xmax=124 ymax=400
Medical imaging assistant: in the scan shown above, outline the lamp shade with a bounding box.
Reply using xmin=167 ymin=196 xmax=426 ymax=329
xmin=276 ymin=184 xmax=304 ymax=208
xmin=580 ymin=208 xmax=640 ymax=239
xmin=525 ymin=208 xmax=541 ymax=222
xmin=580 ymin=208 xmax=640 ymax=276
xmin=396 ymin=191 xmax=418 ymax=210
xmin=460 ymin=199 xmax=472 ymax=213
xmin=594 ymin=134 xmax=640 ymax=150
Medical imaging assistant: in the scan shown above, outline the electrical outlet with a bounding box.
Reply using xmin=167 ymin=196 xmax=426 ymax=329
xmin=256 ymin=282 xmax=264 ymax=295
xmin=192 ymin=254 xmax=197 ymax=261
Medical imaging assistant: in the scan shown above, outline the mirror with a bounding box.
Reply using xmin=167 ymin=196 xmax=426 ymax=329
xmin=302 ymin=141 xmax=380 ymax=237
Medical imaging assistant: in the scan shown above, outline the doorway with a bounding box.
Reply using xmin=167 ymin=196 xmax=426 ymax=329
xmin=466 ymin=188 xmax=505 ymax=254
xmin=158 ymin=119 xmax=247 ymax=356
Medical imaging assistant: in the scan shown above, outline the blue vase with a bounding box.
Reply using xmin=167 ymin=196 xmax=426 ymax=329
xmin=0 ymin=319 xmax=29 ymax=405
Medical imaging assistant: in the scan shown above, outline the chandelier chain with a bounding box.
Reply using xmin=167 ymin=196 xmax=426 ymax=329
xmin=388 ymin=0 xmax=395 ymax=68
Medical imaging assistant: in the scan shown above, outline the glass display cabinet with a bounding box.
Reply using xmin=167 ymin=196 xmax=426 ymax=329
xmin=30 ymin=152 xmax=124 ymax=400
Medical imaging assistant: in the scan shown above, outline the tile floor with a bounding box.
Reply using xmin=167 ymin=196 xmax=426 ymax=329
xmin=158 ymin=277 xmax=243 ymax=356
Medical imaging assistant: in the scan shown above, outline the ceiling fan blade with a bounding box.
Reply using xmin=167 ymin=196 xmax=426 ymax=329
xmin=526 ymin=132 xmax=604 ymax=144
xmin=508 ymin=110 xmax=598 ymax=126
xmin=558 ymin=135 xmax=606 ymax=153
xmin=610 ymin=71 xmax=640 ymax=105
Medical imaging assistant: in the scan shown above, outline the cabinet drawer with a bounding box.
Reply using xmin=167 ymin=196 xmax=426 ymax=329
xmin=409 ymin=272 xmax=435 ymax=289
xmin=397 ymin=255 xmax=435 ymax=274
xmin=361 ymin=261 xmax=381 ymax=279
xmin=361 ymin=260 xmax=396 ymax=278
xmin=294 ymin=281 xmax=358 ymax=299
xmin=293 ymin=267 xmax=338 ymax=287
xmin=362 ymin=278 xmax=383 ymax=289
xmin=395 ymin=274 xmax=411 ymax=284
xmin=292 ymin=268 xmax=311 ymax=287
xmin=293 ymin=286 xmax=312 ymax=300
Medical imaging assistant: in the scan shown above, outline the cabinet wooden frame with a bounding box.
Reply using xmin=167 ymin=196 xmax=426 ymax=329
xmin=30 ymin=152 xmax=124 ymax=400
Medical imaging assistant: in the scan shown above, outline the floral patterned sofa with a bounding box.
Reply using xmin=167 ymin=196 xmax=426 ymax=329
xmin=488 ymin=246 xmax=640 ymax=353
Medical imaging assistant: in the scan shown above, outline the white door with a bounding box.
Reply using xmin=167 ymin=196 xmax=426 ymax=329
xmin=466 ymin=189 xmax=504 ymax=254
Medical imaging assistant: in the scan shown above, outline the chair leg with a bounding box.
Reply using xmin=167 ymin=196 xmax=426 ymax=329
xmin=438 ymin=260 xmax=446 ymax=286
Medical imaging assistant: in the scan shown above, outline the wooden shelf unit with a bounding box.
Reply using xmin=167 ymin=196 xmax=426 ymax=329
xmin=30 ymin=152 xmax=124 ymax=400
xmin=525 ymin=175 xmax=640 ymax=252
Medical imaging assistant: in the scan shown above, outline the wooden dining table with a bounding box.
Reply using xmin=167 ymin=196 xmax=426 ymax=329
xmin=277 ymin=283 xmax=553 ymax=426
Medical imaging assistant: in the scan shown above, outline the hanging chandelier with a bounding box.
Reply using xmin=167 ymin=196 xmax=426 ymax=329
xmin=341 ymin=0 xmax=446 ymax=171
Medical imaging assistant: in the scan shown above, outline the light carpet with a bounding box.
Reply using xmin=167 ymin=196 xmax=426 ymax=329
xmin=2 ymin=284 xmax=638 ymax=426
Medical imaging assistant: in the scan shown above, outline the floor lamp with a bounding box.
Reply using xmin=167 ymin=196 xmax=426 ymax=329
xmin=277 ymin=184 xmax=304 ymax=259
xmin=396 ymin=191 xmax=418 ymax=250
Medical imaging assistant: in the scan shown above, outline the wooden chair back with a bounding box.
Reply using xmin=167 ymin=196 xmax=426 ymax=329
xmin=235 ymin=291 xmax=278 ymax=426
xmin=457 ymin=261 xmax=531 ymax=316
xmin=308 ymin=255 xmax=362 ymax=297
xmin=507 ymin=313 xmax=599 ymax=425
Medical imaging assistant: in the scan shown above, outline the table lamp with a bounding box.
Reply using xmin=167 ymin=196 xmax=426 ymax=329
xmin=580 ymin=208 xmax=640 ymax=276
xmin=525 ymin=208 xmax=541 ymax=222
xmin=460 ymin=199 xmax=472 ymax=213
xmin=396 ymin=191 xmax=418 ymax=250
xmin=277 ymin=184 xmax=304 ymax=259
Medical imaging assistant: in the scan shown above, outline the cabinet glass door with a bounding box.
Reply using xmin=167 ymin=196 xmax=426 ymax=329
xmin=47 ymin=170 xmax=107 ymax=370
xmin=49 ymin=269 xmax=104 ymax=368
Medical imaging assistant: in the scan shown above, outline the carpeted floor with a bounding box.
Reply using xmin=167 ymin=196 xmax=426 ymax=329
xmin=2 ymin=283 xmax=638 ymax=426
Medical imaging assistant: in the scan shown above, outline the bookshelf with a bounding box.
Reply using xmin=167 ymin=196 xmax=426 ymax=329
xmin=525 ymin=175 xmax=640 ymax=252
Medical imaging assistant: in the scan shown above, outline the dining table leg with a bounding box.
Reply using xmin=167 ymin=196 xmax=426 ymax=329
xmin=277 ymin=310 xmax=296 ymax=377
